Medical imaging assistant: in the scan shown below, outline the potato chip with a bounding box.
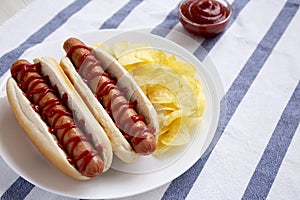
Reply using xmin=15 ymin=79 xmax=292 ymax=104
xmin=167 ymin=121 xmax=190 ymax=146
xmin=145 ymin=85 xmax=177 ymax=104
xmin=160 ymin=118 xmax=182 ymax=145
xmin=118 ymin=52 xmax=144 ymax=66
xmin=163 ymin=110 xmax=182 ymax=127
xmin=157 ymin=123 xmax=172 ymax=136
xmin=128 ymin=64 xmax=200 ymax=152
xmin=153 ymin=140 xmax=170 ymax=156
xmin=154 ymin=119 xmax=190 ymax=155
xmin=154 ymin=103 xmax=178 ymax=112
xmin=110 ymin=40 xmax=152 ymax=60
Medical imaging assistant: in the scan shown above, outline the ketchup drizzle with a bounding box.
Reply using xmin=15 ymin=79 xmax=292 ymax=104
xmin=66 ymin=47 xmax=155 ymax=146
xmin=11 ymin=62 xmax=100 ymax=174
xmin=66 ymin=45 xmax=92 ymax=62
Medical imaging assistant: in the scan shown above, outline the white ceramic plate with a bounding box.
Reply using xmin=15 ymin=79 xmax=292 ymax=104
xmin=0 ymin=30 xmax=221 ymax=199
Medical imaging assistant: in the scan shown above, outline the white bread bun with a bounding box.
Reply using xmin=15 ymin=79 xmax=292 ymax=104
xmin=60 ymin=47 xmax=159 ymax=163
xmin=6 ymin=57 xmax=113 ymax=180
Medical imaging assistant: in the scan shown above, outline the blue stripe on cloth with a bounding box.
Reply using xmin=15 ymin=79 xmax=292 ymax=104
xmin=0 ymin=0 xmax=92 ymax=199
xmin=194 ymin=0 xmax=250 ymax=61
xmin=0 ymin=0 xmax=91 ymax=78
xmin=151 ymin=6 xmax=179 ymax=37
xmin=242 ymin=81 xmax=300 ymax=199
xmin=161 ymin=1 xmax=299 ymax=199
xmin=99 ymin=0 xmax=143 ymax=29
xmin=1 ymin=177 xmax=34 ymax=200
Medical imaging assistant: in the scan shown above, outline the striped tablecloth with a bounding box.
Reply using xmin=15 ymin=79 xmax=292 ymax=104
xmin=1 ymin=0 xmax=300 ymax=199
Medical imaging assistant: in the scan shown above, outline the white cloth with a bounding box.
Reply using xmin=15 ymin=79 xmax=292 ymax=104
xmin=1 ymin=0 xmax=300 ymax=199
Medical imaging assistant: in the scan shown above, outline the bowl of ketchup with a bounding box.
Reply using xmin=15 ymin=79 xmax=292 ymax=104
xmin=178 ymin=0 xmax=232 ymax=38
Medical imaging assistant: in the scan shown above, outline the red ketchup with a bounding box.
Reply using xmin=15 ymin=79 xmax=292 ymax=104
xmin=11 ymin=62 xmax=100 ymax=174
xmin=179 ymin=0 xmax=231 ymax=37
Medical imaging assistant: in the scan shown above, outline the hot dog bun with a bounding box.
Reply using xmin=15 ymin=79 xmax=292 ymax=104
xmin=6 ymin=57 xmax=113 ymax=180
xmin=60 ymin=38 xmax=159 ymax=163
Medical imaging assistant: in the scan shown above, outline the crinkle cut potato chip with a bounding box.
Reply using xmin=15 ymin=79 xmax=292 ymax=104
xmin=99 ymin=41 xmax=206 ymax=156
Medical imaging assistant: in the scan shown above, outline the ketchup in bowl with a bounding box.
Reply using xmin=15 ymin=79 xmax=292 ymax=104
xmin=178 ymin=0 xmax=232 ymax=38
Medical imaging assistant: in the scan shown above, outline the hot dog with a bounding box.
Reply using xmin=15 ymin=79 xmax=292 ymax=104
xmin=6 ymin=57 xmax=113 ymax=180
xmin=60 ymin=38 xmax=159 ymax=163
